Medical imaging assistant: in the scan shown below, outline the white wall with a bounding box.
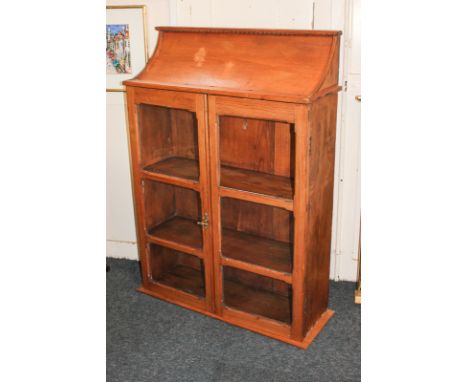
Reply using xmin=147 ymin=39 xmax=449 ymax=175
xmin=106 ymin=0 xmax=171 ymax=258
xmin=172 ymin=0 xmax=315 ymax=29
xmin=106 ymin=0 xmax=361 ymax=281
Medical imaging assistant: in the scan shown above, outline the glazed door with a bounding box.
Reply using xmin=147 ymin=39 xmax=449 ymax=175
xmin=207 ymin=95 xmax=305 ymax=337
xmin=126 ymin=88 xmax=215 ymax=312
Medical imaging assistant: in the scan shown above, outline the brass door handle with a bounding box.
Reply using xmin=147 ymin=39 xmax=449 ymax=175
xmin=197 ymin=213 xmax=209 ymax=229
xmin=355 ymin=95 xmax=361 ymax=102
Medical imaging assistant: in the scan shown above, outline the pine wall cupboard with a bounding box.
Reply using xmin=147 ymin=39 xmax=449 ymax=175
xmin=124 ymin=27 xmax=341 ymax=348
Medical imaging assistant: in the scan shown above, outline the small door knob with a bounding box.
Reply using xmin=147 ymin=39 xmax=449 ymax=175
xmin=197 ymin=212 xmax=209 ymax=229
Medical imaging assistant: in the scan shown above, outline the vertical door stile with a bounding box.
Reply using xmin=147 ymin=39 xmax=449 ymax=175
xmin=207 ymin=95 xmax=224 ymax=316
xmin=291 ymin=104 xmax=311 ymax=340
xmin=125 ymin=88 xmax=151 ymax=285
xmin=196 ymin=93 xmax=215 ymax=312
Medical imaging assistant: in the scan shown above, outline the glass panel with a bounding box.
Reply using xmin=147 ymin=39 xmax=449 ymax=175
xmin=221 ymin=197 xmax=293 ymax=274
xmin=143 ymin=180 xmax=203 ymax=250
xmin=218 ymin=115 xmax=295 ymax=199
xmin=149 ymin=244 xmax=205 ymax=298
xmin=223 ymin=266 xmax=291 ymax=324
xmin=138 ymin=104 xmax=199 ymax=181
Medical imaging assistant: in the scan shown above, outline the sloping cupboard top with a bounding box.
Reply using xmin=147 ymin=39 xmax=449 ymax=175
xmin=124 ymin=27 xmax=342 ymax=103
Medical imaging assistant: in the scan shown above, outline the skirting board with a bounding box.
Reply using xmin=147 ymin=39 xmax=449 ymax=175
xmin=137 ymin=286 xmax=334 ymax=349
xmin=106 ymin=240 xmax=138 ymax=260
xmin=105 ymin=246 xmax=357 ymax=282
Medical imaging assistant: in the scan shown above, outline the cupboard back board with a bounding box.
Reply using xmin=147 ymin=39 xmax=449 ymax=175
xmin=124 ymin=27 xmax=341 ymax=348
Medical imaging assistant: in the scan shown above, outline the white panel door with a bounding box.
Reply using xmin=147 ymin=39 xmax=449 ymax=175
xmin=333 ymin=0 xmax=361 ymax=281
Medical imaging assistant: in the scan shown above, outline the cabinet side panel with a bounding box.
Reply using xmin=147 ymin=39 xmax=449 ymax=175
xmin=274 ymin=122 xmax=294 ymax=177
xmin=319 ymin=36 xmax=341 ymax=91
xmin=221 ymin=198 xmax=291 ymax=243
xmin=219 ymin=116 xmax=275 ymax=173
xmin=174 ymin=187 xmax=201 ymax=220
xmin=144 ymin=181 xmax=176 ymax=230
xmin=303 ymin=93 xmax=338 ymax=334
xmin=149 ymin=245 xmax=178 ymax=280
xmin=171 ymin=109 xmax=199 ymax=159
xmin=139 ymin=104 xmax=173 ymax=167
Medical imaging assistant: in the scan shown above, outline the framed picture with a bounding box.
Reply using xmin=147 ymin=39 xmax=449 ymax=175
xmin=106 ymin=5 xmax=148 ymax=92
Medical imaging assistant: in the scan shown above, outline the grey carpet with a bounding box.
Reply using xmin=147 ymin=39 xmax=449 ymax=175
xmin=107 ymin=258 xmax=360 ymax=382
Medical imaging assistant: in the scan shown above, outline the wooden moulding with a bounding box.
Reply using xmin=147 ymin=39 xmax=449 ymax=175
xmin=137 ymin=286 xmax=334 ymax=349
xmin=124 ymin=27 xmax=342 ymax=104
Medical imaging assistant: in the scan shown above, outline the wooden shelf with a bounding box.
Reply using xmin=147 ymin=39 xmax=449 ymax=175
xmin=224 ymin=278 xmax=291 ymax=324
xmin=221 ymin=228 xmax=292 ymax=283
xmin=148 ymin=216 xmax=203 ymax=255
xmin=221 ymin=165 xmax=293 ymax=200
xmin=143 ymin=157 xmax=293 ymax=208
xmin=144 ymin=157 xmax=199 ymax=180
xmin=142 ymin=157 xmax=200 ymax=190
xmin=155 ymin=264 xmax=205 ymax=298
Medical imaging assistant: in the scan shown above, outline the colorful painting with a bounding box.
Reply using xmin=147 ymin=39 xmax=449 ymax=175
xmin=106 ymin=24 xmax=132 ymax=74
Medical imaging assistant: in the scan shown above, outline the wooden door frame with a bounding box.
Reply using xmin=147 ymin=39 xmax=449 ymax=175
xmin=126 ymin=87 xmax=215 ymax=312
xmin=207 ymin=94 xmax=307 ymax=338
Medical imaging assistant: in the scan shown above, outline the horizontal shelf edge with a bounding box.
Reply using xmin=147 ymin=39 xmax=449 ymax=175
xmin=219 ymin=187 xmax=294 ymax=210
xmin=141 ymin=170 xmax=200 ymax=191
xmin=146 ymin=235 xmax=204 ymax=258
xmin=221 ymin=256 xmax=292 ymax=284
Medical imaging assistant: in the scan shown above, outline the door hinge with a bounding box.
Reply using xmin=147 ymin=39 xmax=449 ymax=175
xmin=197 ymin=212 xmax=209 ymax=229
xmin=344 ymin=80 xmax=348 ymax=91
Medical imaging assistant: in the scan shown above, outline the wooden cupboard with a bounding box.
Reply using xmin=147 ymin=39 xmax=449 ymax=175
xmin=124 ymin=27 xmax=341 ymax=348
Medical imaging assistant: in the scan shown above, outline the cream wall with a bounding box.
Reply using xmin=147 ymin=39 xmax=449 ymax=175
xmin=171 ymin=0 xmax=315 ymax=28
xmin=331 ymin=0 xmax=361 ymax=281
xmin=106 ymin=0 xmax=171 ymax=259
xmin=106 ymin=0 xmax=361 ymax=281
